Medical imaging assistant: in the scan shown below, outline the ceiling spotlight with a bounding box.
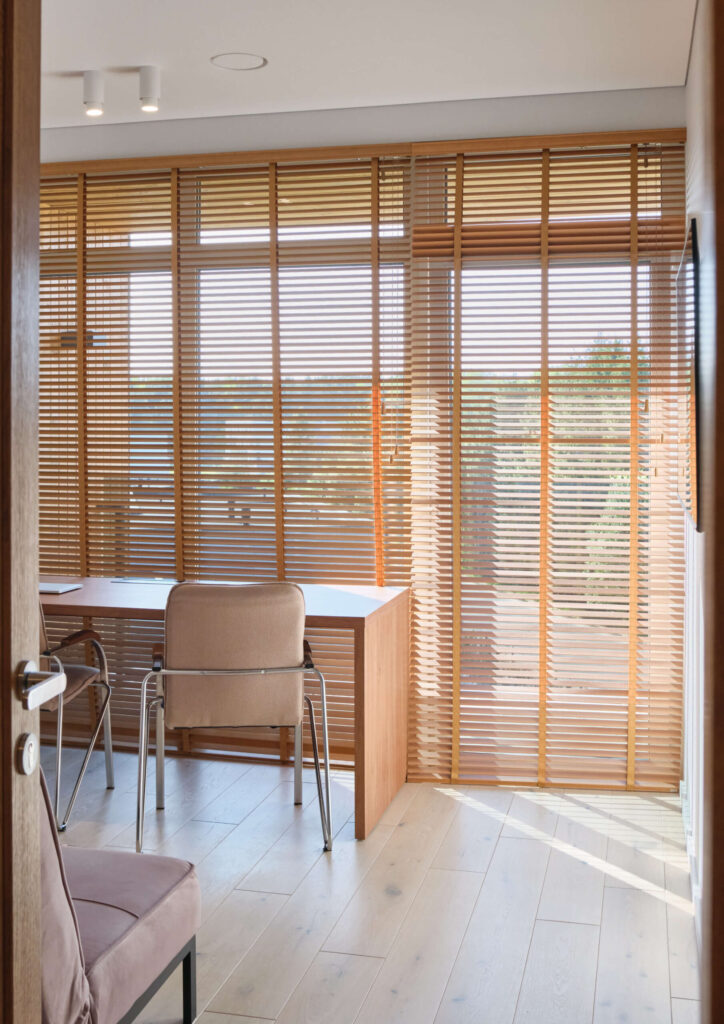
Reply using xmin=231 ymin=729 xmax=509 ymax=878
xmin=210 ymin=52 xmax=267 ymax=71
xmin=139 ymin=65 xmax=161 ymax=113
xmin=83 ymin=70 xmax=104 ymax=117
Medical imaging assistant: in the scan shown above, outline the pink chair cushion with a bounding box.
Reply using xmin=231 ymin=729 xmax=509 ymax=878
xmin=63 ymin=846 xmax=201 ymax=1024
xmin=39 ymin=773 xmax=92 ymax=1024
xmin=40 ymin=770 xmax=201 ymax=1024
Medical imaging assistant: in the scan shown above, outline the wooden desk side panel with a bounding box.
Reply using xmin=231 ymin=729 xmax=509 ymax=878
xmin=355 ymin=592 xmax=409 ymax=839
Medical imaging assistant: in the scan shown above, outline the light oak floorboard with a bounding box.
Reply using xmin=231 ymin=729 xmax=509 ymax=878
xmin=513 ymin=920 xmax=599 ymax=1024
xmin=193 ymin=781 xmax=312 ymax=921
xmin=194 ymin=763 xmax=294 ymax=824
xmin=593 ymin=887 xmax=671 ymax=1024
xmin=377 ymin=782 xmax=419 ymax=827
xmin=138 ymin=889 xmax=286 ymax=1023
xmin=354 ymin=867 xmax=483 ymax=1024
xmin=276 ymin=951 xmax=382 ymax=1024
xmin=322 ymin=785 xmax=458 ymax=957
xmin=154 ymin=818 xmax=235 ymax=863
xmin=500 ymin=790 xmax=561 ymax=840
xmin=666 ymin=860 xmax=694 ymax=900
xmin=111 ymin=758 xmax=250 ymax=850
xmin=604 ymin=837 xmax=667 ymax=892
xmin=238 ymin=778 xmax=355 ymax=895
xmin=434 ymin=837 xmax=550 ymax=1024
xmin=537 ymin=817 xmax=608 ymax=926
xmin=209 ymin=822 xmax=393 ymax=1019
xmin=432 ymin=787 xmax=511 ymax=874
xmin=671 ymin=998 xmax=701 ymax=1024
xmin=51 ymin=759 xmax=695 ymax=1024
xmin=198 ymin=1015 xmax=272 ymax=1023
xmin=667 ymin=904 xmax=700 ymax=1001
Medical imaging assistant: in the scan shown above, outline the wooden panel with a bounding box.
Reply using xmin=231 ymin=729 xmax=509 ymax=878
xmin=355 ymin=590 xmax=409 ymax=837
xmin=0 ymin=0 xmax=42 ymax=1019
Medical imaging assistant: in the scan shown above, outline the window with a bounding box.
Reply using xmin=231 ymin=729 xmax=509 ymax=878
xmin=39 ymin=133 xmax=687 ymax=787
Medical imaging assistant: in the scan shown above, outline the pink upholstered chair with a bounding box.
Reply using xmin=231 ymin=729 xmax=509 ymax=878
xmin=39 ymin=602 xmax=114 ymax=831
xmin=40 ymin=769 xmax=201 ymax=1024
xmin=135 ymin=581 xmax=332 ymax=853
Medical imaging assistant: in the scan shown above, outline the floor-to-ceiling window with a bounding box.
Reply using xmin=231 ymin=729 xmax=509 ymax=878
xmin=39 ymin=132 xmax=687 ymax=787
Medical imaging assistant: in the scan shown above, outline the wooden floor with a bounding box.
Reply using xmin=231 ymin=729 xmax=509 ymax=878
xmin=41 ymin=746 xmax=701 ymax=1024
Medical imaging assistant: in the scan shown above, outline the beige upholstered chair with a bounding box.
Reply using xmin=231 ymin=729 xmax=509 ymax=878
xmin=40 ymin=769 xmax=201 ymax=1024
xmin=135 ymin=581 xmax=332 ymax=853
xmin=40 ymin=602 xmax=114 ymax=831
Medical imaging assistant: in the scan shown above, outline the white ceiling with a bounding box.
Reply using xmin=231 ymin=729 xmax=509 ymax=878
xmin=41 ymin=0 xmax=697 ymax=130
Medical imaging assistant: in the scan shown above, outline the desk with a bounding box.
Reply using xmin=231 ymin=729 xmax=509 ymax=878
xmin=41 ymin=576 xmax=409 ymax=840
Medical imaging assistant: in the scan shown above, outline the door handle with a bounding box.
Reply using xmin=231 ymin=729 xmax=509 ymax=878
xmin=17 ymin=660 xmax=67 ymax=710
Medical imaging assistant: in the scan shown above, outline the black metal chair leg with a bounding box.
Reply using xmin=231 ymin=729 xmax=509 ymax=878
xmin=182 ymin=935 xmax=197 ymax=1024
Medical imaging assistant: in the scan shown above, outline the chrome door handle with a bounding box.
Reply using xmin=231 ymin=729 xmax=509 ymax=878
xmin=17 ymin=660 xmax=67 ymax=710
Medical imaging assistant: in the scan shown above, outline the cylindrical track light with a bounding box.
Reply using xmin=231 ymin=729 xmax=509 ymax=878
xmin=83 ymin=70 xmax=104 ymax=117
xmin=139 ymin=65 xmax=160 ymax=113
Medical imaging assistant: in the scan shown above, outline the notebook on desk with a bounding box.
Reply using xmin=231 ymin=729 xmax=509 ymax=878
xmin=39 ymin=582 xmax=83 ymax=595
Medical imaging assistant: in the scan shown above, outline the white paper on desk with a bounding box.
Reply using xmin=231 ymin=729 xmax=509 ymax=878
xmin=39 ymin=582 xmax=83 ymax=595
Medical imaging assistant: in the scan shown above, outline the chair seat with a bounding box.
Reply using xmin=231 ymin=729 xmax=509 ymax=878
xmin=45 ymin=662 xmax=100 ymax=712
xmin=63 ymin=846 xmax=201 ymax=1024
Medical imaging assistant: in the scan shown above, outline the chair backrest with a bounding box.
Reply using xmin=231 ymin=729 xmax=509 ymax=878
xmin=39 ymin=770 xmax=92 ymax=1024
xmin=163 ymin=581 xmax=306 ymax=730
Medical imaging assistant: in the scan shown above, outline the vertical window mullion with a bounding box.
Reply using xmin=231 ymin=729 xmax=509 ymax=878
xmin=538 ymin=149 xmax=551 ymax=786
xmin=627 ymin=144 xmax=640 ymax=789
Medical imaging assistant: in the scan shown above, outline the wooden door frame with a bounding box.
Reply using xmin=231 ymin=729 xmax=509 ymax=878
xmin=0 ymin=0 xmax=42 ymax=1019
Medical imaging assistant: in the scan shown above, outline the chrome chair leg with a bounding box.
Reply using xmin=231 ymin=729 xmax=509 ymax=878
xmin=136 ymin=679 xmax=149 ymax=854
xmin=317 ymin=669 xmax=332 ymax=850
xmin=103 ymin=703 xmax=114 ymax=790
xmin=98 ymin=648 xmax=114 ymax=790
xmin=156 ymin=699 xmax=165 ymax=810
xmin=137 ymin=674 xmax=162 ymax=853
xmin=54 ymin=693 xmax=64 ymax=828
xmin=305 ymin=683 xmax=332 ymax=851
xmin=294 ymin=723 xmax=303 ymax=805
xmin=57 ymin=680 xmax=113 ymax=832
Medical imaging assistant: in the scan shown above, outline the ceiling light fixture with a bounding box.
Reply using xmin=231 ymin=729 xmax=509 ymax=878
xmin=139 ymin=65 xmax=161 ymax=113
xmin=83 ymin=70 xmax=104 ymax=117
xmin=210 ymin=52 xmax=267 ymax=71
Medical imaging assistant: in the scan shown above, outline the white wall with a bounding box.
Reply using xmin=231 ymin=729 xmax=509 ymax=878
xmin=40 ymin=85 xmax=685 ymax=163
xmin=684 ymin=0 xmax=715 ymax=944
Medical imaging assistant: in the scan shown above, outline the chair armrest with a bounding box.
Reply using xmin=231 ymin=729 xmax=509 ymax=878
xmin=152 ymin=644 xmax=165 ymax=672
xmin=45 ymin=628 xmax=103 ymax=655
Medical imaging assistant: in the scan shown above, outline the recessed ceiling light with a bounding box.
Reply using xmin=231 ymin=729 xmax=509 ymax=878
xmin=210 ymin=52 xmax=267 ymax=71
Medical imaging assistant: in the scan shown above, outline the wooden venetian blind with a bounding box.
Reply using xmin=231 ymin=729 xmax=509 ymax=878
xmin=176 ymin=157 xmax=410 ymax=585
xmin=39 ymin=130 xmax=686 ymax=788
xmin=39 ymin=154 xmax=411 ymax=765
xmin=408 ymin=140 xmax=686 ymax=787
